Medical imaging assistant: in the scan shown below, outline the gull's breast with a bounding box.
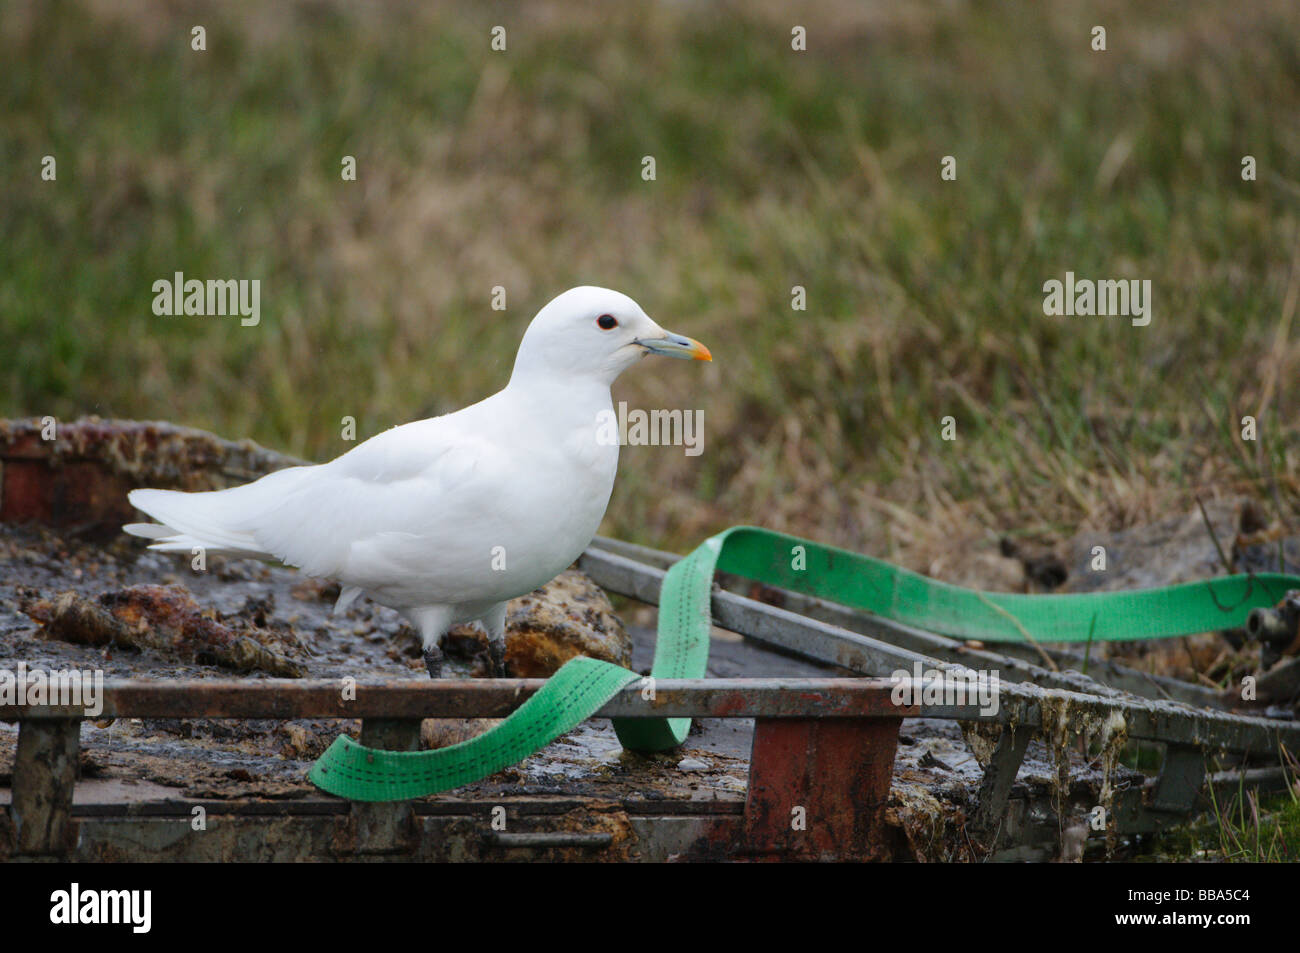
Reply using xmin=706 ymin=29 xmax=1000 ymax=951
xmin=354 ymin=396 xmax=620 ymax=610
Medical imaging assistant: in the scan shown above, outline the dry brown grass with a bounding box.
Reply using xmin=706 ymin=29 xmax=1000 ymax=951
xmin=5 ymin=0 xmax=1300 ymax=578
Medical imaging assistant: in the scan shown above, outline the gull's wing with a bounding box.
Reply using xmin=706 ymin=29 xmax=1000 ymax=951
xmin=247 ymin=417 xmax=518 ymax=585
xmin=129 ymin=412 xmax=519 ymax=589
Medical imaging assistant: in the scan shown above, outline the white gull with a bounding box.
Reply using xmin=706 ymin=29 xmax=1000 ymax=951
xmin=124 ymin=286 xmax=711 ymax=676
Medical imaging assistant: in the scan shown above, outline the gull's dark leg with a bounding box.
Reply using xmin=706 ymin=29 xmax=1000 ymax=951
xmin=484 ymin=602 xmax=509 ymax=677
xmin=487 ymin=641 xmax=506 ymax=678
xmin=423 ymin=642 xmax=443 ymax=679
xmin=407 ymin=606 xmax=453 ymax=680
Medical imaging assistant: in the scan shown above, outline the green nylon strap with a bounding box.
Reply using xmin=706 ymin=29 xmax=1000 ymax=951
xmin=310 ymin=656 xmax=641 ymax=802
xmin=697 ymin=527 xmax=1300 ymax=644
xmin=310 ymin=524 xmax=1300 ymax=801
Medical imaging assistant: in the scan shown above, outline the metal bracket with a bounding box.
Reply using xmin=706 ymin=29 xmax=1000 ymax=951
xmin=11 ymin=719 xmax=81 ymax=857
xmin=1150 ymin=744 xmax=1206 ymax=814
xmin=743 ymin=716 xmax=901 ymax=860
xmin=1246 ymin=589 xmax=1300 ymax=666
xmin=338 ymin=717 xmax=423 ymax=854
xmin=971 ymin=724 xmax=1033 ymax=832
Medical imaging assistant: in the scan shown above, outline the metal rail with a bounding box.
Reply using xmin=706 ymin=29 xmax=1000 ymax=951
xmin=588 ymin=536 xmax=1222 ymax=706
xmin=4 ymin=676 xmax=1297 ymax=754
xmin=2 ymin=677 xmax=912 ymax=720
xmin=579 ymin=546 xmax=1298 ymax=752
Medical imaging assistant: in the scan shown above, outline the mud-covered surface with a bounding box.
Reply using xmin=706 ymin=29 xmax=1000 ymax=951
xmin=0 ymin=520 xmax=756 ymax=800
xmin=0 ymin=519 xmax=1147 ymax=860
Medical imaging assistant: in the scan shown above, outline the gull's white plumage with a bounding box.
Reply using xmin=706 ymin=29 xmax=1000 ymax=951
xmin=124 ymin=287 xmax=711 ymax=676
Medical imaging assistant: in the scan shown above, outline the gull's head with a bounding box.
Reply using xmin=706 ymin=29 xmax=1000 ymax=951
xmin=510 ymin=286 xmax=711 ymax=387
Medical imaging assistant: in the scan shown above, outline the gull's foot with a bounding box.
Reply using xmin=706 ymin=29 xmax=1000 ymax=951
xmin=423 ymin=645 xmax=443 ymax=679
xmin=488 ymin=641 xmax=508 ymax=678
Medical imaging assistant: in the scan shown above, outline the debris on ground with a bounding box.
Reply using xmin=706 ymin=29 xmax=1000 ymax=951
xmin=442 ymin=570 xmax=632 ymax=676
xmin=16 ymin=584 xmax=308 ymax=678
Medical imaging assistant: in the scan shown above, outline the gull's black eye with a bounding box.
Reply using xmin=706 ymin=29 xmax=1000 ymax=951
xmin=596 ymin=314 xmax=618 ymax=330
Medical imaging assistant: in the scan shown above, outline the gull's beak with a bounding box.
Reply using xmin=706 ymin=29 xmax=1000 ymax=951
xmin=634 ymin=331 xmax=713 ymax=362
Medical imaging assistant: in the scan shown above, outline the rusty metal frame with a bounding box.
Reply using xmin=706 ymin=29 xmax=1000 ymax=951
xmin=1 ymin=519 xmax=1296 ymax=859
xmin=4 ymin=668 xmax=1298 ymax=860
xmin=2 ymin=679 xmax=923 ymax=861
xmin=577 ymin=541 xmax=1300 ymax=842
xmin=5 ymin=418 xmax=1295 ymax=861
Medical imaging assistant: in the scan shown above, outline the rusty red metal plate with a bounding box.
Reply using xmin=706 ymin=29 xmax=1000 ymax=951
xmin=743 ymin=717 xmax=902 ymax=860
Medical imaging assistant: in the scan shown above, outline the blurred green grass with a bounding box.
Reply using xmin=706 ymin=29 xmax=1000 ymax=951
xmin=4 ymin=0 xmax=1300 ymax=561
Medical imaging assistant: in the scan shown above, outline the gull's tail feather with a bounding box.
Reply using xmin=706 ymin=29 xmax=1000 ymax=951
xmin=122 ymin=522 xmax=172 ymax=539
xmin=126 ymin=487 xmax=266 ymax=557
xmin=125 ymin=471 xmax=310 ymax=559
